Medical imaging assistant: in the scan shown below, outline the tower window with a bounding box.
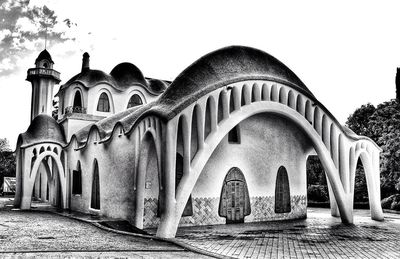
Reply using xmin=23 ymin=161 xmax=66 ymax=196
xmin=97 ymin=93 xmax=110 ymax=112
xmin=73 ymin=91 xmax=82 ymax=108
xmin=43 ymin=62 xmax=48 ymax=68
xmin=127 ymin=94 xmax=143 ymax=109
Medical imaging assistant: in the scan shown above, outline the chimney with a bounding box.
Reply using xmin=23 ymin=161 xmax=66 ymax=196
xmin=396 ymin=68 xmax=400 ymax=101
xmin=82 ymin=52 xmax=90 ymax=72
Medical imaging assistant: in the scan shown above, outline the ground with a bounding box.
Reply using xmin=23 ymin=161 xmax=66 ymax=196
xmin=0 ymin=198 xmax=210 ymax=258
xmin=1 ymin=196 xmax=400 ymax=258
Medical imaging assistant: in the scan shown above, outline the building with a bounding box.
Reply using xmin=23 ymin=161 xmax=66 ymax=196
xmin=14 ymin=46 xmax=384 ymax=238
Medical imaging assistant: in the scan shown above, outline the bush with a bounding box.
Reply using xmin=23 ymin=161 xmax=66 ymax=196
xmin=381 ymin=195 xmax=394 ymax=209
xmin=391 ymin=201 xmax=400 ymax=211
xmin=307 ymin=185 xmax=329 ymax=202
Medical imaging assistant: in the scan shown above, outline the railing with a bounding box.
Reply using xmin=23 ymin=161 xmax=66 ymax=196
xmin=27 ymin=68 xmax=61 ymax=81
xmin=64 ymin=106 xmax=87 ymax=115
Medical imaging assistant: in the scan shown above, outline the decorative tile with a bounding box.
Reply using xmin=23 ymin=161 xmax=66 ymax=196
xmin=178 ymin=195 xmax=307 ymax=227
xmin=179 ymin=197 xmax=224 ymax=226
xmin=143 ymin=198 xmax=160 ymax=228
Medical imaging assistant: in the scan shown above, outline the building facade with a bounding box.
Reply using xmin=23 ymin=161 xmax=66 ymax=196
xmin=14 ymin=46 xmax=384 ymax=238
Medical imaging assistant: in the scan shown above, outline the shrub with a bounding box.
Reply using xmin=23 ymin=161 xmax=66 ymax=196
xmin=307 ymin=185 xmax=329 ymax=202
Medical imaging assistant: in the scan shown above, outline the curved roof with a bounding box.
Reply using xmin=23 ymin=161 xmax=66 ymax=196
xmin=35 ymin=49 xmax=54 ymax=64
xmin=158 ymin=45 xmax=312 ymax=113
xmin=59 ymin=61 xmax=169 ymax=94
xmin=19 ymin=114 xmax=65 ymax=148
xmin=110 ymin=62 xmax=147 ymax=88
xmin=67 ymin=45 xmax=378 ymax=150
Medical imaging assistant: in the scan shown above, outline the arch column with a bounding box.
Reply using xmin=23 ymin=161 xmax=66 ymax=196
xmin=157 ymin=120 xmax=178 ymax=238
xmin=360 ymin=151 xmax=384 ymax=221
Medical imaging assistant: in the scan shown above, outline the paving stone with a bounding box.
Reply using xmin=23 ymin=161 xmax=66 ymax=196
xmin=176 ymin=208 xmax=400 ymax=259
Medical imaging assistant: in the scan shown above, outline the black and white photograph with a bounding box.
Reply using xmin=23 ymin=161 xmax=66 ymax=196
xmin=1 ymin=0 xmax=400 ymax=258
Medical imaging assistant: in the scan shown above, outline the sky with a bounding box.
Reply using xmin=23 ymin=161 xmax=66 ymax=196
xmin=1 ymin=0 xmax=400 ymax=148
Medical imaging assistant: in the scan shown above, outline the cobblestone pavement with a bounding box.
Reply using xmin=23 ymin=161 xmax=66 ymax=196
xmin=0 ymin=210 xmax=210 ymax=258
xmin=176 ymin=208 xmax=400 ymax=259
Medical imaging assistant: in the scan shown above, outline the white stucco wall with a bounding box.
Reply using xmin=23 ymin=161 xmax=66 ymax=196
xmin=193 ymin=113 xmax=312 ymax=198
xmin=67 ymin=131 xmax=137 ymax=223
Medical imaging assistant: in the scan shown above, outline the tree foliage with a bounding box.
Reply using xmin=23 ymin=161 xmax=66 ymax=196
xmin=306 ymin=156 xmax=329 ymax=202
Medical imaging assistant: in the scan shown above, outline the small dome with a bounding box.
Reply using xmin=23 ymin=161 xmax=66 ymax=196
xmin=63 ymin=69 xmax=118 ymax=89
xmin=19 ymin=114 xmax=65 ymax=147
xmin=110 ymin=62 xmax=147 ymax=87
xmin=146 ymin=78 xmax=169 ymax=94
xmin=35 ymin=49 xmax=54 ymax=64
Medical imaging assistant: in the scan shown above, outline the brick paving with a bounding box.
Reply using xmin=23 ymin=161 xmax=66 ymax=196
xmin=2 ymin=200 xmax=400 ymax=258
xmin=176 ymin=208 xmax=400 ymax=258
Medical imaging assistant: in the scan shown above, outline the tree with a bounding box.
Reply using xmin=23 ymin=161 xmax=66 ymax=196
xmin=346 ymin=103 xmax=376 ymax=140
xmin=306 ymin=156 xmax=329 ymax=202
xmin=0 ymin=138 xmax=16 ymax=193
xmin=0 ymin=138 xmax=11 ymax=152
xmin=346 ymin=99 xmax=400 ymax=198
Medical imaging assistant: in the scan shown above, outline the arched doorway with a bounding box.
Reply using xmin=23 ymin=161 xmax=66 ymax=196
xmin=218 ymin=167 xmax=251 ymax=223
xmin=135 ymin=131 xmax=160 ymax=229
xmin=26 ymin=151 xmax=66 ymax=210
xmin=275 ymin=166 xmax=291 ymax=213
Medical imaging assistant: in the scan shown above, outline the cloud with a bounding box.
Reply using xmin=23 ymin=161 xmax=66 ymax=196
xmin=0 ymin=0 xmax=76 ymax=76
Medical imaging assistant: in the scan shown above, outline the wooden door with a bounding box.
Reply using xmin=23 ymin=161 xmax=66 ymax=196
xmin=219 ymin=167 xmax=250 ymax=223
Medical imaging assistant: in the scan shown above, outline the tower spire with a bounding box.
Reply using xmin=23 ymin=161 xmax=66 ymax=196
xmin=44 ymin=25 xmax=48 ymax=49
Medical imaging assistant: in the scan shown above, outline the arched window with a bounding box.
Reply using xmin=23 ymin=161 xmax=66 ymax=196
xmin=127 ymin=94 xmax=143 ymax=108
xmin=97 ymin=93 xmax=110 ymax=112
xmin=91 ymin=160 xmax=100 ymax=210
xmin=72 ymin=161 xmax=82 ymax=195
xmin=275 ymin=166 xmax=291 ymax=213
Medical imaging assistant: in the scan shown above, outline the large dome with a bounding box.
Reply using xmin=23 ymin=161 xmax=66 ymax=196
xmin=19 ymin=114 xmax=65 ymax=147
xmin=110 ymin=62 xmax=147 ymax=87
xmin=158 ymin=45 xmax=312 ymax=107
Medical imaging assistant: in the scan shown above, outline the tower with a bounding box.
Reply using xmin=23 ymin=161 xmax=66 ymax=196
xmin=26 ymin=49 xmax=61 ymax=121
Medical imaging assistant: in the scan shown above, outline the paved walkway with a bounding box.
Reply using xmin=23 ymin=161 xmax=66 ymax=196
xmin=176 ymin=208 xmax=400 ymax=258
xmin=2 ymin=197 xmax=400 ymax=258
